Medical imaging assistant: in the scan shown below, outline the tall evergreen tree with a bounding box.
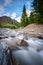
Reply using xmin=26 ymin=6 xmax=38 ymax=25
xmin=33 ymin=0 xmax=43 ymax=23
xmin=20 ymin=5 xmax=28 ymax=27
xmin=29 ymin=11 xmax=35 ymax=24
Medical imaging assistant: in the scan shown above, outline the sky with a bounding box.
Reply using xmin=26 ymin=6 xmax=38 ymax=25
xmin=0 ymin=0 xmax=33 ymax=22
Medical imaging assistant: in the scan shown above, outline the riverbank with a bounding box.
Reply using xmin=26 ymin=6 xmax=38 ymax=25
xmin=0 ymin=24 xmax=43 ymax=39
xmin=16 ymin=24 xmax=43 ymax=34
xmin=15 ymin=24 xmax=43 ymax=38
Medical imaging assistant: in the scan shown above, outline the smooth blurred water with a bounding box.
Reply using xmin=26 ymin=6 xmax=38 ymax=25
xmin=0 ymin=28 xmax=43 ymax=65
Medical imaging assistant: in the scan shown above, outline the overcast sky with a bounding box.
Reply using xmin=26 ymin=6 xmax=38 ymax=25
xmin=0 ymin=0 xmax=33 ymax=22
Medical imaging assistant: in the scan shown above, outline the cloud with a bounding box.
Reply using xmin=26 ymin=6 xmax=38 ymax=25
xmin=4 ymin=0 xmax=12 ymax=6
xmin=26 ymin=1 xmax=31 ymax=16
xmin=0 ymin=5 xmax=4 ymax=11
xmin=0 ymin=5 xmax=5 ymax=14
xmin=26 ymin=10 xmax=31 ymax=17
xmin=11 ymin=12 xmax=16 ymax=19
xmin=26 ymin=1 xmax=31 ymax=10
xmin=15 ymin=16 xmax=21 ymax=22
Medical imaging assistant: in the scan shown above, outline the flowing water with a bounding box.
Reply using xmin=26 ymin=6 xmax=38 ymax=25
xmin=0 ymin=28 xmax=43 ymax=65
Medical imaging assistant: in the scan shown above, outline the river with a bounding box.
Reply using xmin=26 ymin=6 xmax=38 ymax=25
xmin=0 ymin=28 xmax=43 ymax=65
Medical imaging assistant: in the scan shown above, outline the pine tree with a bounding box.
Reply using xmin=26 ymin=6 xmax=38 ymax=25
xmin=29 ymin=11 xmax=35 ymax=24
xmin=20 ymin=5 xmax=28 ymax=27
xmin=33 ymin=0 xmax=43 ymax=23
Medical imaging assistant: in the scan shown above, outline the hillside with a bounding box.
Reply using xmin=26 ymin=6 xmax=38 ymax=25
xmin=0 ymin=16 xmax=19 ymax=28
xmin=23 ymin=24 xmax=43 ymax=33
xmin=17 ymin=24 xmax=43 ymax=35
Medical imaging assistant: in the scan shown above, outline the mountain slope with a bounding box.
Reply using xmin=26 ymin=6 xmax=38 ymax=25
xmin=0 ymin=16 xmax=18 ymax=25
xmin=0 ymin=16 xmax=19 ymax=28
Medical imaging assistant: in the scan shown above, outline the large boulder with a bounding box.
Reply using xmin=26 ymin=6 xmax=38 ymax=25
xmin=16 ymin=39 xmax=29 ymax=47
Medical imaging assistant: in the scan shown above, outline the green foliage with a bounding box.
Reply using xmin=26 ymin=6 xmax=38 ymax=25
xmin=29 ymin=11 xmax=35 ymax=24
xmin=0 ymin=24 xmax=17 ymax=29
xmin=33 ymin=0 xmax=43 ymax=24
xmin=20 ymin=5 xmax=29 ymax=27
xmin=29 ymin=10 xmax=41 ymax=24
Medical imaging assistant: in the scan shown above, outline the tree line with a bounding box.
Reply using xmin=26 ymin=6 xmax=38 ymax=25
xmin=20 ymin=0 xmax=43 ymax=27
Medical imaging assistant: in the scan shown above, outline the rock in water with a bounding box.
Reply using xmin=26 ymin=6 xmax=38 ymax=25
xmin=16 ymin=39 xmax=29 ymax=46
xmin=0 ymin=47 xmax=19 ymax=65
xmin=37 ymin=36 xmax=43 ymax=39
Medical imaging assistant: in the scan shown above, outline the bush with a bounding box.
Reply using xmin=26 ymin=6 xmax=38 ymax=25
xmin=0 ymin=24 xmax=16 ymax=29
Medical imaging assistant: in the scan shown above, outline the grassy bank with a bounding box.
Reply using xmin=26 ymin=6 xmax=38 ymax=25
xmin=0 ymin=24 xmax=17 ymax=29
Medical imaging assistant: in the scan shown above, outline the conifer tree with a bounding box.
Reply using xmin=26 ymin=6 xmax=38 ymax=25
xmin=20 ymin=5 xmax=28 ymax=27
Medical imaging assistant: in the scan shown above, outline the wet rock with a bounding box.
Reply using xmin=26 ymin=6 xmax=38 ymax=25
xmin=0 ymin=47 xmax=19 ymax=65
xmin=0 ymin=36 xmax=8 ymax=39
xmin=37 ymin=36 xmax=43 ymax=39
xmin=10 ymin=35 xmax=15 ymax=38
xmin=6 ymin=48 xmax=19 ymax=65
xmin=16 ymin=39 xmax=29 ymax=46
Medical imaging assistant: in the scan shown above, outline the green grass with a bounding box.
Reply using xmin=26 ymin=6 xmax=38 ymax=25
xmin=0 ymin=24 xmax=17 ymax=29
